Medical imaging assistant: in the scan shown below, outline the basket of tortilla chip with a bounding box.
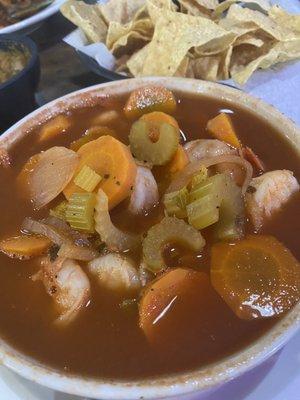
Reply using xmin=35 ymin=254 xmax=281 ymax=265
xmin=61 ymin=0 xmax=300 ymax=85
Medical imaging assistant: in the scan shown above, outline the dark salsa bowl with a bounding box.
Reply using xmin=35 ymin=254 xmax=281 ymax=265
xmin=0 ymin=78 xmax=299 ymax=399
xmin=0 ymin=34 xmax=40 ymax=132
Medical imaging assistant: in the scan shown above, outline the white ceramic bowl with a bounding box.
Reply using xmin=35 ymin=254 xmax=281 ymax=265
xmin=1 ymin=77 xmax=300 ymax=400
xmin=0 ymin=0 xmax=65 ymax=35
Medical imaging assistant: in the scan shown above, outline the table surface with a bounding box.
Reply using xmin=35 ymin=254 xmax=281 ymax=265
xmin=30 ymin=13 xmax=106 ymax=106
xmin=1 ymin=8 xmax=300 ymax=400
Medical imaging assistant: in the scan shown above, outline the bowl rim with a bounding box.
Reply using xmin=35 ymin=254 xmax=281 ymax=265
xmin=0 ymin=77 xmax=300 ymax=400
xmin=0 ymin=0 xmax=65 ymax=35
xmin=0 ymin=34 xmax=38 ymax=90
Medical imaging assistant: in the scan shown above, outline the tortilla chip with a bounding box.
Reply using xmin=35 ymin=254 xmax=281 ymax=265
xmin=174 ymin=56 xmax=190 ymax=77
xmin=106 ymin=18 xmax=153 ymax=56
xmin=269 ymin=6 xmax=300 ymax=34
xmin=140 ymin=10 xmax=235 ymax=76
xmin=61 ymin=0 xmax=107 ymax=43
xmin=213 ymin=0 xmax=270 ymax=18
xmin=231 ymin=39 xmax=300 ymax=84
xmin=127 ymin=44 xmax=150 ymax=76
xmin=99 ymin=0 xmax=146 ymax=25
xmin=221 ymin=4 xmax=298 ymax=42
xmin=234 ymin=31 xmax=265 ymax=47
xmin=219 ymin=45 xmax=233 ymax=79
xmin=194 ymin=31 xmax=236 ymax=56
xmin=177 ymin=0 xmax=212 ymax=17
xmin=191 ymin=55 xmax=220 ymax=80
xmin=147 ymin=0 xmax=177 ymax=23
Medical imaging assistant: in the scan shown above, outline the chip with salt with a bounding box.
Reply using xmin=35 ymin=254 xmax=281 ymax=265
xmin=61 ymin=0 xmax=300 ymax=85
xmin=140 ymin=9 xmax=235 ymax=76
xmin=231 ymin=38 xmax=300 ymax=84
xmin=61 ymin=0 xmax=107 ymax=43
xmin=99 ymin=0 xmax=146 ymax=25
xmin=220 ymin=4 xmax=298 ymax=42
xmin=106 ymin=18 xmax=153 ymax=56
xmin=269 ymin=5 xmax=300 ymax=34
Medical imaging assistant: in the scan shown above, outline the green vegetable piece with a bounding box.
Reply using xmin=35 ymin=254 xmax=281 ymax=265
xmin=214 ymin=174 xmax=244 ymax=241
xmin=50 ymin=201 xmax=68 ymax=220
xmin=189 ymin=174 xmax=224 ymax=203
xmin=187 ymin=194 xmax=220 ymax=230
xmin=65 ymin=193 xmax=96 ymax=233
xmin=129 ymin=119 xmax=179 ymax=166
xmin=163 ymin=187 xmax=188 ymax=218
xmin=189 ymin=166 xmax=208 ymax=189
xmin=143 ymin=216 xmax=205 ymax=273
xmin=74 ymin=165 xmax=102 ymax=192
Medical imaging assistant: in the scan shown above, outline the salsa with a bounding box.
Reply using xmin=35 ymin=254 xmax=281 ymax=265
xmin=0 ymin=86 xmax=299 ymax=380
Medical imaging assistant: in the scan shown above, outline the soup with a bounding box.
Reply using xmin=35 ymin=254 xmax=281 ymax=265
xmin=0 ymin=85 xmax=299 ymax=380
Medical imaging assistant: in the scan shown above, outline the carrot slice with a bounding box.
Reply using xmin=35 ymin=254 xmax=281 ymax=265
xmin=0 ymin=235 xmax=51 ymax=259
xmin=141 ymin=111 xmax=179 ymax=129
xmin=63 ymin=135 xmax=137 ymax=209
xmin=70 ymin=126 xmax=114 ymax=152
xmin=166 ymin=145 xmax=189 ymax=174
xmin=124 ymin=86 xmax=177 ymax=120
xmin=139 ymin=268 xmax=211 ymax=345
xmin=38 ymin=115 xmax=72 ymax=143
xmin=207 ymin=113 xmax=241 ymax=149
xmin=211 ymin=235 xmax=300 ymax=320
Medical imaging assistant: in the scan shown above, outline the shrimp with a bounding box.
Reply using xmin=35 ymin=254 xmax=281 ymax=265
xmin=184 ymin=139 xmax=235 ymax=162
xmin=128 ymin=166 xmax=159 ymax=215
xmin=246 ymin=170 xmax=299 ymax=230
xmin=88 ymin=253 xmax=141 ymax=293
xmin=34 ymin=257 xmax=91 ymax=325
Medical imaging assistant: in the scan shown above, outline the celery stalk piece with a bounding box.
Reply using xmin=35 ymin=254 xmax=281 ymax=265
xmin=188 ymin=174 xmax=224 ymax=203
xmin=50 ymin=200 xmax=68 ymax=220
xmin=214 ymin=175 xmax=244 ymax=241
xmin=187 ymin=194 xmax=220 ymax=230
xmin=74 ymin=165 xmax=102 ymax=192
xmin=65 ymin=193 xmax=96 ymax=233
xmin=189 ymin=166 xmax=208 ymax=189
xmin=163 ymin=187 xmax=188 ymax=218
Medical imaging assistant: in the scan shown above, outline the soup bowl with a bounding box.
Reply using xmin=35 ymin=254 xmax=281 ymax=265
xmin=0 ymin=77 xmax=300 ymax=399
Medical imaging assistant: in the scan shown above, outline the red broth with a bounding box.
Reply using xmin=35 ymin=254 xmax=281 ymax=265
xmin=0 ymin=91 xmax=299 ymax=379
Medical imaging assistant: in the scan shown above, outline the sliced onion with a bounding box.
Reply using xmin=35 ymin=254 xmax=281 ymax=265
xmin=95 ymin=189 xmax=140 ymax=252
xmin=22 ymin=217 xmax=68 ymax=246
xmin=26 ymin=147 xmax=79 ymax=209
xmin=167 ymin=155 xmax=253 ymax=195
xmin=22 ymin=217 xmax=98 ymax=261
xmin=44 ymin=216 xmax=91 ymax=247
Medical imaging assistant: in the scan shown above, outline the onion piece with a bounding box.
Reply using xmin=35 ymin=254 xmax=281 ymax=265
xmin=95 ymin=189 xmax=140 ymax=252
xmin=44 ymin=216 xmax=91 ymax=247
xmin=24 ymin=147 xmax=79 ymax=209
xmin=57 ymin=243 xmax=98 ymax=262
xmin=22 ymin=217 xmax=68 ymax=246
xmin=167 ymin=155 xmax=253 ymax=195
xmin=22 ymin=217 xmax=98 ymax=262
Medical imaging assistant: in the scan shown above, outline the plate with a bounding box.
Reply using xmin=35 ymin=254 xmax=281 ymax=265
xmin=0 ymin=0 xmax=65 ymax=36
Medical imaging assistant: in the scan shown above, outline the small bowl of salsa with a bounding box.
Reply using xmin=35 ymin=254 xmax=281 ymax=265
xmin=0 ymin=78 xmax=299 ymax=399
xmin=0 ymin=34 xmax=40 ymax=132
